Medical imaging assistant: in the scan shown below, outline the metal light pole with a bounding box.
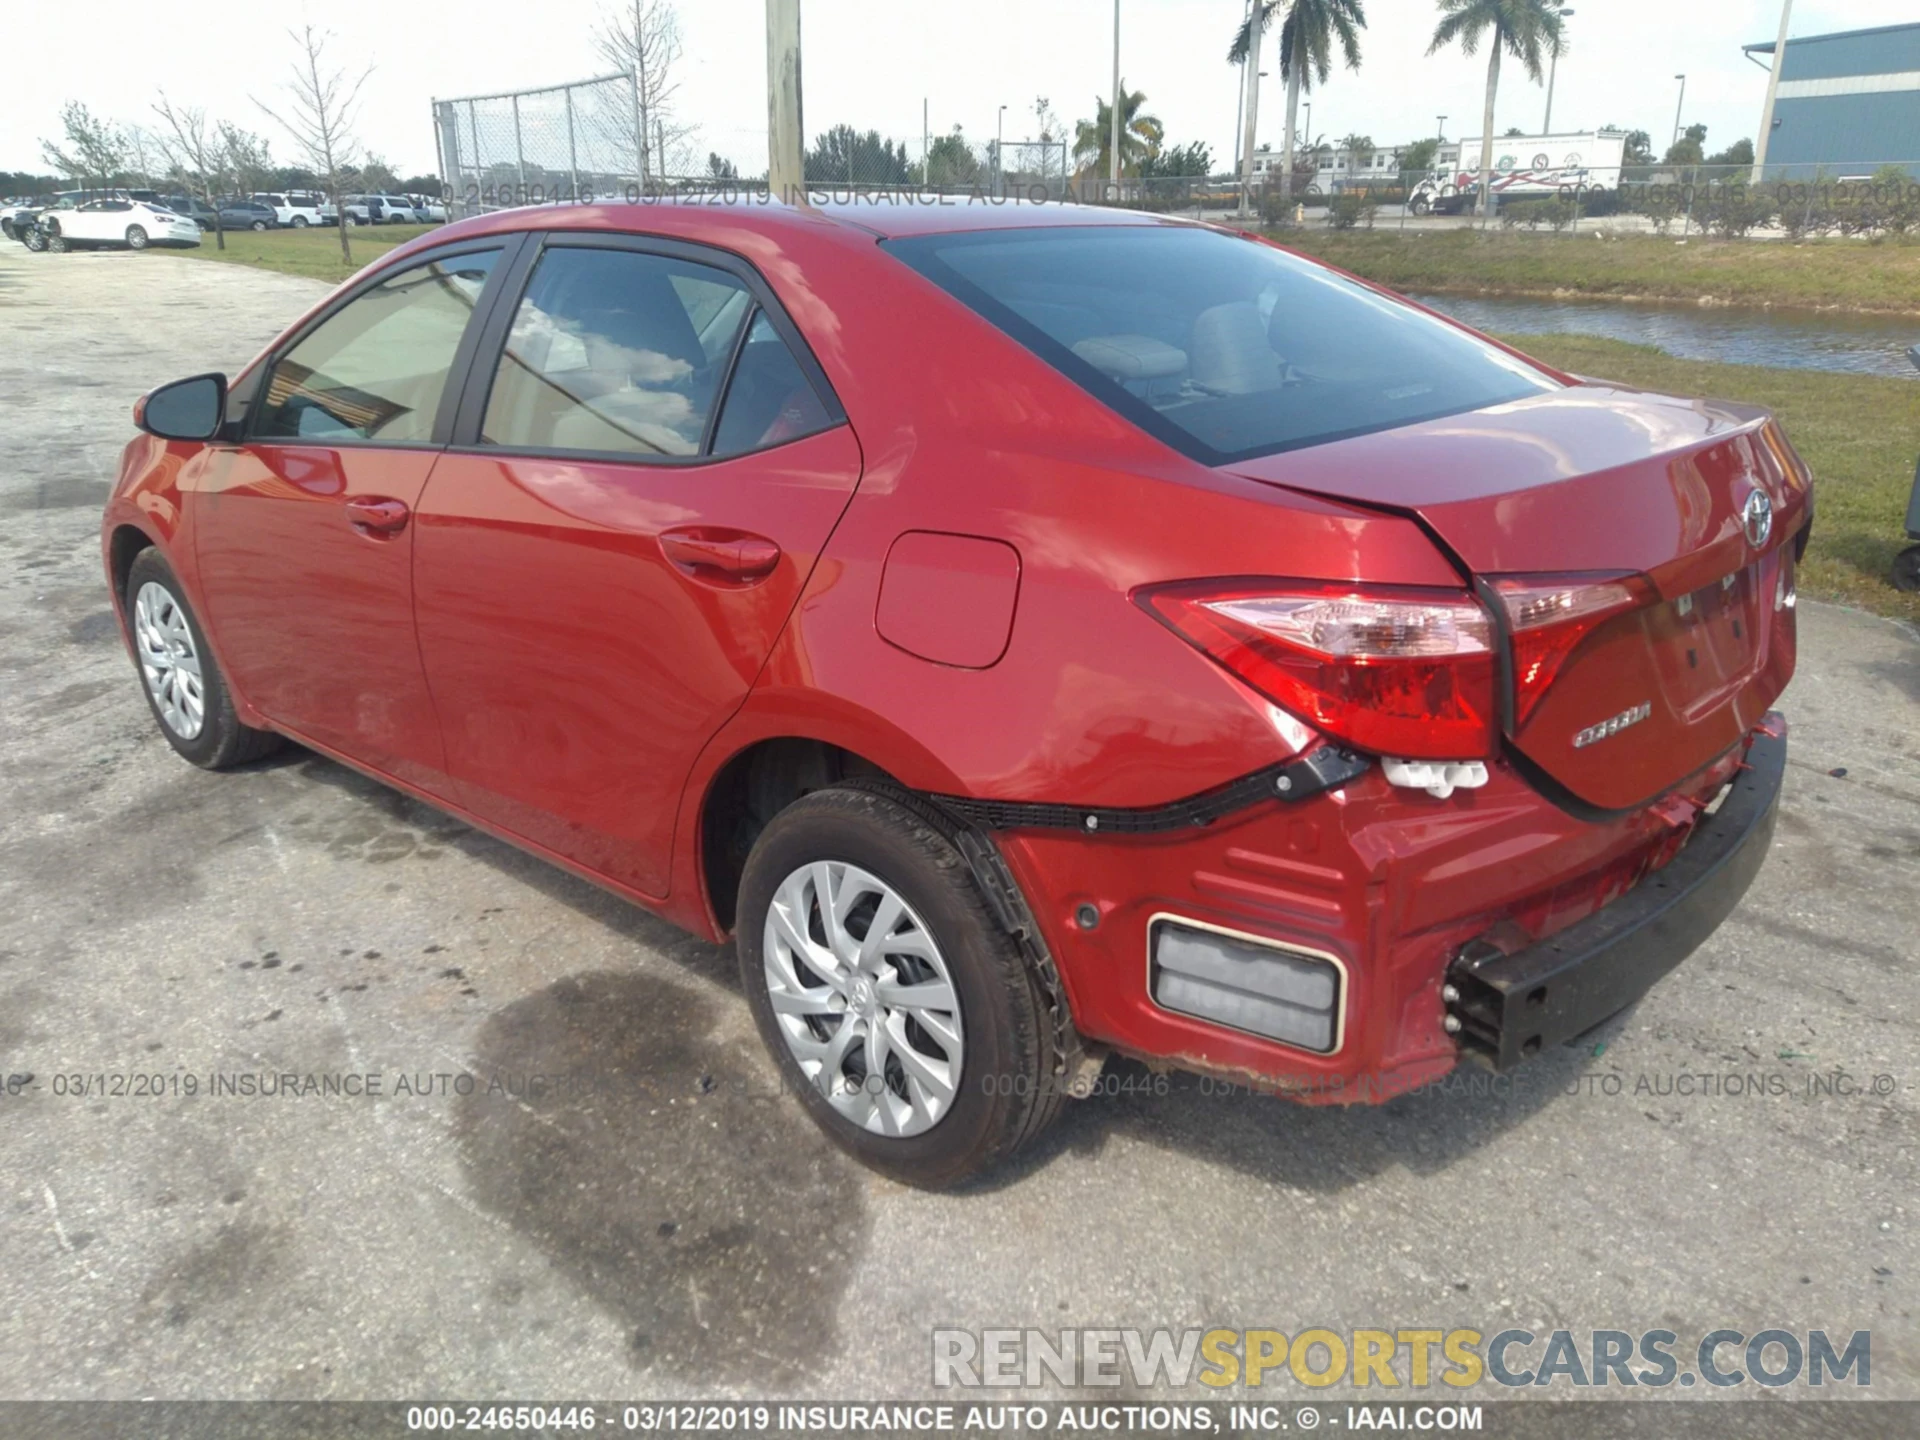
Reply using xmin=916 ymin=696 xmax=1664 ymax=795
xmin=1671 ymin=74 xmax=1687 ymax=148
xmin=996 ymin=104 xmax=1006 ymax=198
xmin=1109 ymin=0 xmax=1122 ymax=189
xmin=1752 ymin=0 xmax=1793 ymax=182
xmin=1543 ymin=8 xmax=1573 ymax=134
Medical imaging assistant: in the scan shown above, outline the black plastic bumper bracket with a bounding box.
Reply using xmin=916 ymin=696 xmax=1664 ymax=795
xmin=1446 ymin=728 xmax=1787 ymax=1071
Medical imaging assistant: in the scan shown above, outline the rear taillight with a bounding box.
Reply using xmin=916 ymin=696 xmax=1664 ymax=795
xmin=1492 ymin=573 xmax=1650 ymax=728
xmin=1138 ymin=581 xmax=1498 ymax=760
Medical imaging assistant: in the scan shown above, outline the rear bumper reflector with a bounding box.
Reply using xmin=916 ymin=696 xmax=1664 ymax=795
xmin=1150 ymin=916 xmax=1344 ymax=1054
xmin=1446 ymin=722 xmax=1787 ymax=1070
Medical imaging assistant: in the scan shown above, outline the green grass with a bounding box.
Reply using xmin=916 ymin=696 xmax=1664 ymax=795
xmin=180 ymin=224 xmax=442 ymax=284
xmin=1495 ymin=334 xmax=1920 ymax=624
xmin=1282 ymin=229 xmax=1920 ymax=315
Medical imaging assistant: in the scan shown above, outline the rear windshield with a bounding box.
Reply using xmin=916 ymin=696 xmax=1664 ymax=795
xmin=885 ymin=224 xmax=1556 ymax=463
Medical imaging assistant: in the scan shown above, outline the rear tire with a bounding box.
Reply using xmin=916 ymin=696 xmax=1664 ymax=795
xmin=292 ymin=214 xmax=309 ymax=227
xmin=1894 ymin=545 xmax=1920 ymax=593
xmin=126 ymin=225 xmax=148 ymax=250
xmin=124 ymin=548 xmax=282 ymax=770
xmin=251 ymin=220 xmax=267 ymax=231
xmin=737 ymin=787 xmax=1065 ymax=1188
xmin=23 ymin=227 xmax=47 ymax=252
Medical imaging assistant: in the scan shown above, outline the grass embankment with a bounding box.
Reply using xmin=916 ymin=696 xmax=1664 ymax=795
xmin=1497 ymin=334 xmax=1920 ymax=625
xmin=1285 ymin=229 xmax=1920 ymax=316
xmin=181 ymin=224 xmax=442 ymax=284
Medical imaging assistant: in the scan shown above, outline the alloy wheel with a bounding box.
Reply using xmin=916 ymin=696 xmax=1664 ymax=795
xmin=762 ymin=860 xmax=964 ymax=1137
xmin=126 ymin=225 xmax=147 ymax=249
xmin=133 ymin=581 xmax=206 ymax=739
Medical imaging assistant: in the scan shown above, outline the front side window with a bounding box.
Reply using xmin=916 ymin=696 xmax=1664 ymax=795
xmin=887 ymin=224 xmax=1556 ymax=463
xmin=481 ymin=247 xmax=756 ymax=458
xmin=254 ymin=248 xmax=500 ymax=444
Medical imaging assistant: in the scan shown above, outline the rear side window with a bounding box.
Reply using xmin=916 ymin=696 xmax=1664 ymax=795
xmin=254 ymin=248 xmax=501 ymax=444
xmin=886 ymin=224 xmax=1556 ymax=463
xmin=481 ymin=247 xmax=757 ymax=458
xmin=712 ymin=314 xmax=832 ymax=457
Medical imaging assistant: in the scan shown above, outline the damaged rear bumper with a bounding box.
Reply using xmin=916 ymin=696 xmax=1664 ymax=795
xmin=1445 ymin=724 xmax=1786 ymax=1070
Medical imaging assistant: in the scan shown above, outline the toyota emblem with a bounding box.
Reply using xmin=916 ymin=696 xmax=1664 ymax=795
xmin=1742 ymin=489 xmax=1774 ymax=549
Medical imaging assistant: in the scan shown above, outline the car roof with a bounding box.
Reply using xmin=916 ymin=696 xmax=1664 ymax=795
xmin=425 ymin=196 xmax=1197 ymax=251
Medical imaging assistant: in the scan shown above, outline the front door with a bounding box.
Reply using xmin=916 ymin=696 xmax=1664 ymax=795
xmin=411 ymin=238 xmax=860 ymax=897
xmin=192 ymin=244 xmax=507 ymax=789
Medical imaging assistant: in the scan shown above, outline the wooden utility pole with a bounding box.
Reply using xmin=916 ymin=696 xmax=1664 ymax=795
xmin=767 ymin=0 xmax=805 ymax=203
xmin=1752 ymin=0 xmax=1793 ymax=182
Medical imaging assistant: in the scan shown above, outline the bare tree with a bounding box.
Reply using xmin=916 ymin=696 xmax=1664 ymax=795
xmin=219 ymin=123 xmax=275 ymax=197
xmin=256 ymin=24 xmax=369 ymax=262
xmin=596 ymin=0 xmax=695 ymax=183
xmin=153 ymin=95 xmax=230 ymax=248
xmin=40 ymin=101 xmax=131 ymax=190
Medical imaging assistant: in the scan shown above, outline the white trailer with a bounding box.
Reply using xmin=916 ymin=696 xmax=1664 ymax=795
xmin=1409 ymin=129 xmax=1628 ymax=214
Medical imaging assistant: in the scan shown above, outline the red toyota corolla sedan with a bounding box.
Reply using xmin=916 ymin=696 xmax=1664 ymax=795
xmin=104 ymin=200 xmax=1805 ymax=1185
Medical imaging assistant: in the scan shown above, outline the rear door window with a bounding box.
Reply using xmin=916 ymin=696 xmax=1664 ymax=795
xmin=480 ymin=247 xmax=754 ymax=458
xmin=886 ymin=224 xmax=1557 ymax=463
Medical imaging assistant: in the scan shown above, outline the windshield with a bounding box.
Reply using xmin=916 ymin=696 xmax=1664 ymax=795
xmin=886 ymin=223 xmax=1557 ymax=463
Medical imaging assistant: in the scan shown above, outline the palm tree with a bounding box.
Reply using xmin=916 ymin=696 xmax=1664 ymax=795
xmin=1072 ymin=85 xmax=1163 ymax=180
xmin=1428 ymin=0 xmax=1566 ymax=220
xmin=1229 ymin=0 xmax=1366 ymax=207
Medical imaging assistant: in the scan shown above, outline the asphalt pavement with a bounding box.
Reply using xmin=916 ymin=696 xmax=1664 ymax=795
xmin=0 ymin=238 xmax=1913 ymax=1408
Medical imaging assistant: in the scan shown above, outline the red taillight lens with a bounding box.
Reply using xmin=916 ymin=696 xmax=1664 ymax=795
xmin=1493 ymin=573 xmax=1649 ymax=729
xmin=1138 ymin=581 xmax=1498 ymax=760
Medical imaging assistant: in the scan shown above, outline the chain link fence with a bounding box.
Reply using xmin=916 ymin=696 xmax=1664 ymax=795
xmin=434 ymin=72 xmax=655 ymax=215
xmin=429 ymin=81 xmax=1918 ymax=243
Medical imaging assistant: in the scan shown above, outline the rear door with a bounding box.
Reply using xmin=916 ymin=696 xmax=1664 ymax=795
xmin=410 ymin=233 xmax=860 ymax=897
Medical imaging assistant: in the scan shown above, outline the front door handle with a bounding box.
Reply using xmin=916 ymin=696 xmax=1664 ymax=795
xmin=660 ymin=526 xmax=782 ymax=585
xmin=346 ymin=496 xmax=411 ymax=536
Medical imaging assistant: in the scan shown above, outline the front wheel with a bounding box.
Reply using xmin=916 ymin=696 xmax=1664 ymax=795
xmin=737 ymin=788 xmax=1066 ymax=1188
xmin=124 ymin=549 xmax=282 ymax=769
xmin=1894 ymin=544 xmax=1920 ymax=593
xmin=125 ymin=225 xmax=148 ymax=249
xmin=46 ymin=231 xmax=69 ymax=253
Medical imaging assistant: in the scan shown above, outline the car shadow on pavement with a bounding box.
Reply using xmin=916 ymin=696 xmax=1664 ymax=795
xmin=289 ymin=753 xmax=870 ymax=1383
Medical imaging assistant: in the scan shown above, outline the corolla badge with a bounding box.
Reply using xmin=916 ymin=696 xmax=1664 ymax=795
xmin=1742 ymin=488 xmax=1774 ymax=549
xmin=1572 ymin=702 xmax=1652 ymax=749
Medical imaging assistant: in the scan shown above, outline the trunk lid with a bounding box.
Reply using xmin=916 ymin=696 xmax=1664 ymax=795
xmin=1227 ymin=385 xmax=1809 ymax=812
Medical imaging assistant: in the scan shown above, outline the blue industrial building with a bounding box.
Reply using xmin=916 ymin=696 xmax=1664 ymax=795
xmin=1744 ymin=22 xmax=1920 ymax=179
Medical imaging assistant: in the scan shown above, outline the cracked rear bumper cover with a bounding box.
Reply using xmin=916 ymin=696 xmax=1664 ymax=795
xmin=1446 ymin=725 xmax=1787 ymax=1071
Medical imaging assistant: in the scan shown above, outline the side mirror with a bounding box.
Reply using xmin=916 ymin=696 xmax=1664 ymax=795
xmin=136 ymin=373 xmax=227 ymax=442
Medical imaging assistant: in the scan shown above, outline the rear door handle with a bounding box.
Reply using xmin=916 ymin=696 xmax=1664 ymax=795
xmin=659 ymin=527 xmax=781 ymax=585
xmin=346 ymin=496 xmax=410 ymax=535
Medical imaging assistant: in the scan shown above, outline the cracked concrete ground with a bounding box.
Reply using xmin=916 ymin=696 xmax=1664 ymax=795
xmin=0 ymin=238 xmax=1913 ymax=1408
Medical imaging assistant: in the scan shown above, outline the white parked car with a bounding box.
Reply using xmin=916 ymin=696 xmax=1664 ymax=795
xmin=344 ymin=193 xmax=422 ymax=224
xmin=407 ymin=193 xmax=448 ymax=222
xmin=40 ymin=197 xmax=201 ymax=252
xmin=249 ymin=191 xmax=338 ymax=227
